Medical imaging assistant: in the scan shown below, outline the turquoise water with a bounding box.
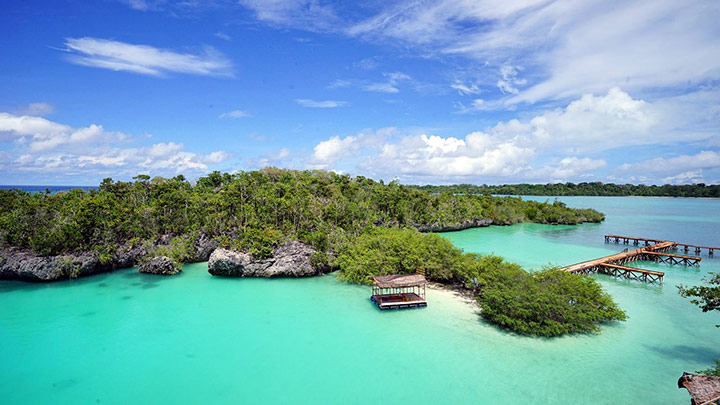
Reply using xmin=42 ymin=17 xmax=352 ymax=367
xmin=1 ymin=197 xmax=719 ymax=404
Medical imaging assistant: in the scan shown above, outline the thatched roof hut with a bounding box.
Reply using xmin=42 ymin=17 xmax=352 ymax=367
xmin=678 ymin=372 xmax=720 ymax=404
xmin=371 ymin=273 xmax=428 ymax=288
xmin=370 ymin=273 xmax=427 ymax=310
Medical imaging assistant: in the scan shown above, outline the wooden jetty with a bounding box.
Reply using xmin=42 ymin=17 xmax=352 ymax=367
xmin=644 ymin=251 xmax=701 ymax=266
xmin=562 ymin=236 xmax=710 ymax=284
xmin=561 ymin=244 xmax=673 ymax=284
xmin=605 ymin=234 xmax=717 ymax=255
xmin=370 ymin=274 xmax=428 ymax=310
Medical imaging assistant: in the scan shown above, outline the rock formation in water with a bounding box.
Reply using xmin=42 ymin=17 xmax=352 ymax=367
xmin=413 ymin=218 xmax=493 ymax=232
xmin=208 ymin=241 xmax=332 ymax=277
xmin=0 ymin=233 xmax=216 ymax=281
xmin=139 ymin=256 xmax=181 ymax=275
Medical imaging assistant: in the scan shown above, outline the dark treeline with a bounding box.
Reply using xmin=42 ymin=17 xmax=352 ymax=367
xmin=0 ymin=168 xmax=603 ymax=259
xmin=413 ymin=182 xmax=720 ymax=197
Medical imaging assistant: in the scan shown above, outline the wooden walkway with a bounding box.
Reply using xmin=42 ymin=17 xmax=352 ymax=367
xmin=644 ymin=251 xmax=701 ymax=266
xmin=605 ymin=234 xmax=717 ymax=255
xmin=562 ymin=235 xmax=712 ymax=284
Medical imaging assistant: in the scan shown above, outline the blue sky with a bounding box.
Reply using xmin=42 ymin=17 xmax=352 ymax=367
xmin=1 ymin=0 xmax=719 ymax=185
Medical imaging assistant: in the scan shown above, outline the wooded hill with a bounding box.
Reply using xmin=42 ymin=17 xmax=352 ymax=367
xmin=0 ymin=168 xmax=603 ymax=260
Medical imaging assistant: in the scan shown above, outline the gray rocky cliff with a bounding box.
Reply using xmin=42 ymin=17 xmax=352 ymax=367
xmin=413 ymin=218 xmax=493 ymax=232
xmin=208 ymin=241 xmax=331 ymax=277
xmin=139 ymin=256 xmax=181 ymax=275
xmin=0 ymin=248 xmax=106 ymax=281
xmin=0 ymin=232 xmax=217 ymax=281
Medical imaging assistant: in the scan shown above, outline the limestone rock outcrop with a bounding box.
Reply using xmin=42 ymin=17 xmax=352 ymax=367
xmin=208 ymin=241 xmax=331 ymax=277
xmin=139 ymin=256 xmax=181 ymax=275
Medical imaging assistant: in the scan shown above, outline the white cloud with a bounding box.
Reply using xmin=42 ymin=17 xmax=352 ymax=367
xmin=537 ymin=157 xmax=607 ymax=181
xmin=451 ymin=81 xmax=482 ymax=96
xmin=0 ymin=112 xmax=227 ymax=182
xmin=14 ymin=102 xmax=54 ymax=116
xmin=203 ymin=150 xmax=232 ymax=164
xmin=309 ymin=127 xmax=395 ymax=169
xmin=218 ymin=109 xmax=251 ymax=119
xmin=246 ymin=147 xmax=296 ymax=169
xmin=618 ymin=151 xmax=720 ymax=174
xmin=0 ymin=113 xmax=127 ymax=152
xmin=269 ymin=147 xmax=290 ymax=160
xmin=63 ymin=37 xmax=234 ymax=77
xmin=296 ymin=98 xmax=348 ymax=108
xmin=120 ymin=0 xmax=149 ymax=11
xmin=362 ymin=72 xmax=410 ymax=94
xmin=496 ymin=65 xmax=526 ymax=95
xmin=457 ymin=87 xmax=660 ymax=155
xmin=239 ymin=0 xmax=338 ymax=31
xmin=343 ymin=1 xmax=720 ymax=105
xmin=304 ymin=87 xmax=718 ymax=183
xmin=362 ymin=133 xmax=534 ymax=179
xmin=215 ymin=31 xmax=231 ymax=41
xmin=354 ymin=57 xmax=380 ymax=70
xmin=658 ymin=170 xmax=704 ymax=185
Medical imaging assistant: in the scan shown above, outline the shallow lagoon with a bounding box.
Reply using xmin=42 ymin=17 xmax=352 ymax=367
xmin=1 ymin=196 xmax=719 ymax=404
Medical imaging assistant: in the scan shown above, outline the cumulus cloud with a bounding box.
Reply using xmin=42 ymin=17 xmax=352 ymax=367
xmin=535 ymin=157 xmax=607 ymax=182
xmin=0 ymin=112 xmax=127 ymax=152
xmin=296 ymin=99 xmax=348 ymax=108
xmin=246 ymin=147 xmax=296 ymax=169
xmin=304 ymin=87 xmax=711 ymax=183
xmin=309 ymin=127 xmax=395 ymax=169
xmin=362 ymin=133 xmax=535 ymax=179
xmin=0 ymin=112 xmax=228 ymax=183
xmin=218 ymin=109 xmax=251 ymax=119
xmin=202 ymin=150 xmax=232 ymax=164
xmin=617 ymin=151 xmax=720 ymax=175
xmin=63 ymin=37 xmax=234 ymax=77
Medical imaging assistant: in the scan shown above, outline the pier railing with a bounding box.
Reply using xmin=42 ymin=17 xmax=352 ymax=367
xmin=561 ymin=235 xmax=717 ymax=284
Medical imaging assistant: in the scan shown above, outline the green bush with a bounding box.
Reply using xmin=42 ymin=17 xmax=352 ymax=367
xmin=337 ymin=227 xmax=464 ymax=284
xmin=477 ymin=267 xmax=627 ymax=336
xmin=337 ymin=227 xmax=626 ymax=337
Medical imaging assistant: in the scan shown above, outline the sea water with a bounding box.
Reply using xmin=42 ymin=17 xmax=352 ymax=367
xmin=1 ymin=196 xmax=719 ymax=404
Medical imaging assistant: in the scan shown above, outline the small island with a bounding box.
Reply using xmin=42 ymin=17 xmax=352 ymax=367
xmin=0 ymin=168 xmax=627 ymax=337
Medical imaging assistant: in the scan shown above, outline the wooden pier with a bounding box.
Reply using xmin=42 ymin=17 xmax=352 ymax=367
xmin=562 ymin=245 xmax=671 ymax=284
xmin=562 ymin=235 xmax=713 ymax=284
xmin=605 ymin=234 xmax=717 ymax=255
xmin=599 ymin=264 xmax=665 ymax=283
xmin=643 ymin=251 xmax=701 ymax=266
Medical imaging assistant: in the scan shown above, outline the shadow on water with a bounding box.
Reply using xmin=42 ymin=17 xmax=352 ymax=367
xmin=0 ymin=279 xmax=53 ymax=294
xmin=51 ymin=378 xmax=78 ymax=390
xmin=646 ymin=344 xmax=720 ymax=364
xmin=593 ymin=274 xmax=665 ymax=294
xmin=120 ymin=270 xmax=161 ymax=289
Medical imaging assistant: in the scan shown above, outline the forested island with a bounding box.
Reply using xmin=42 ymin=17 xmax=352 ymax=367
xmin=0 ymin=168 xmax=626 ymax=336
xmin=414 ymin=182 xmax=720 ymax=197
